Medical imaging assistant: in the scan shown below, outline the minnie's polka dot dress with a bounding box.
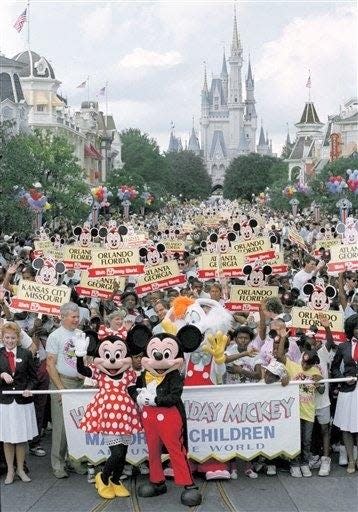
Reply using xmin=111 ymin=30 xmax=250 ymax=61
xmin=80 ymin=367 xmax=141 ymax=436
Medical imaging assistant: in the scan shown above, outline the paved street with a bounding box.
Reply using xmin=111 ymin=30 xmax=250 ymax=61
xmin=1 ymin=435 xmax=357 ymax=512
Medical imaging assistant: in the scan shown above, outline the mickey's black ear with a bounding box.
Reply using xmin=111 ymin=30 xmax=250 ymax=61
xmin=139 ymin=247 xmax=148 ymax=257
xmin=91 ymin=228 xmax=98 ymax=238
xmin=176 ymin=325 xmax=203 ymax=353
xmin=126 ymin=325 xmax=152 ymax=355
xmin=55 ymin=262 xmax=66 ymax=275
xmin=269 ymin=235 xmax=277 ymax=244
xmin=98 ymin=227 xmax=107 ymax=239
xmin=325 ymin=285 xmax=336 ymax=299
xmin=32 ymin=258 xmax=45 ymax=270
xmin=209 ymin=233 xmax=218 ymax=243
xmin=262 ymin=265 xmax=272 ymax=276
xmin=157 ymin=243 xmax=166 ymax=253
xmin=302 ymin=283 xmax=314 ymax=296
xmin=249 ymin=219 xmax=258 ymax=228
xmin=73 ymin=226 xmax=82 ymax=237
xmin=243 ymin=264 xmax=252 ymax=275
xmin=227 ymin=232 xmax=236 ymax=242
xmin=118 ymin=225 xmax=128 ymax=236
xmin=232 ymin=222 xmax=240 ymax=232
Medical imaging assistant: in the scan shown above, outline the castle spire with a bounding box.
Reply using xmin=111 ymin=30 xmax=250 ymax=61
xmin=202 ymin=62 xmax=208 ymax=92
xmin=231 ymin=5 xmax=241 ymax=57
xmin=221 ymin=48 xmax=228 ymax=77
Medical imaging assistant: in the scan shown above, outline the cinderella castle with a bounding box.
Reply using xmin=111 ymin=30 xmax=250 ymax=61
xmin=168 ymin=9 xmax=272 ymax=187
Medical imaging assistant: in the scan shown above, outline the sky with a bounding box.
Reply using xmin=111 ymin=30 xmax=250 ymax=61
xmin=0 ymin=0 xmax=357 ymax=155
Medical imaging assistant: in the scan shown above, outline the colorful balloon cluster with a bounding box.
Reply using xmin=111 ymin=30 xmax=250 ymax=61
xmin=295 ymin=182 xmax=312 ymax=195
xmin=326 ymin=175 xmax=346 ymax=194
xmin=141 ymin=190 xmax=155 ymax=206
xmin=282 ymin=185 xmax=296 ymax=198
xmin=91 ymin=185 xmax=109 ymax=207
xmin=346 ymin=169 xmax=358 ymax=194
xmin=117 ymin=185 xmax=138 ymax=202
xmin=20 ymin=187 xmax=50 ymax=212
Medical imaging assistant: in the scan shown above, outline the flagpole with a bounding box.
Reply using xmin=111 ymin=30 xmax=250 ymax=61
xmin=87 ymin=75 xmax=90 ymax=102
xmin=308 ymin=69 xmax=311 ymax=102
xmin=27 ymin=0 xmax=30 ymax=48
xmin=105 ymin=81 xmax=108 ymax=129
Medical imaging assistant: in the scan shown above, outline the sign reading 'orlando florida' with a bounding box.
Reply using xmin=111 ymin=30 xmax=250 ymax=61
xmin=88 ymin=248 xmax=144 ymax=277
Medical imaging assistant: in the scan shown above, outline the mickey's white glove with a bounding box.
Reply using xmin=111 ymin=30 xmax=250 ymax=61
xmin=137 ymin=388 xmax=157 ymax=407
xmin=74 ymin=332 xmax=89 ymax=357
xmin=136 ymin=389 xmax=146 ymax=409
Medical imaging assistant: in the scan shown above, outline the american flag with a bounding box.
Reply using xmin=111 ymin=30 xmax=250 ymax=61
xmin=77 ymin=80 xmax=87 ymax=88
xmin=13 ymin=8 xmax=27 ymax=33
xmin=96 ymin=86 xmax=106 ymax=96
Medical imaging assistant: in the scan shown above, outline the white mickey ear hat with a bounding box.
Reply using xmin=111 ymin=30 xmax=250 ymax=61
xmin=263 ymin=359 xmax=287 ymax=378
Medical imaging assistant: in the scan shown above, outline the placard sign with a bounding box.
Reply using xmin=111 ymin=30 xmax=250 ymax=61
xmin=164 ymin=239 xmax=186 ymax=253
xmin=88 ymin=248 xmax=144 ymax=277
xmin=327 ymin=244 xmax=358 ymax=272
xmin=63 ymin=245 xmax=93 ymax=270
xmin=232 ymin=237 xmax=271 ymax=255
xmin=10 ymin=281 xmax=71 ymax=316
xmin=135 ymin=260 xmax=186 ymax=296
xmin=226 ymin=285 xmax=279 ymax=312
xmin=197 ymin=252 xmax=246 ymax=279
xmin=290 ymin=307 xmax=345 ymax=342
xmin=75 ymin=272 xmax=125 ymax=299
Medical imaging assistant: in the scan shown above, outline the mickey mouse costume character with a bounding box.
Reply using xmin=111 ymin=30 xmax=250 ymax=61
xmin=126 ymin=324 xmax=203 ymax=507
xmin=74 ymin=333 xmax=142 ymax=500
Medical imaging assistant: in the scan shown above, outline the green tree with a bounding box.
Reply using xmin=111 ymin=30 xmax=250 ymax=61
xmin=115 ymin=128 xmax=171 ymax=199
xmin=310 ymin=155 xmax=358 ymax=213
xmin=0 ymin=126 xmax=89 ymax=233
xmin=164 ymin=150 xmax=212 ymax=200
xmin=223 ymin=154 xmax=287 ymax=201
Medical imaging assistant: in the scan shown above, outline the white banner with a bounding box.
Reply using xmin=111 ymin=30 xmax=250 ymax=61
xmin=63 ymin=383 xmax=300 ymax=465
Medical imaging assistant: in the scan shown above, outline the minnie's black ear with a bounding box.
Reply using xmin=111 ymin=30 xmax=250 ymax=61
xmin=249 ymin=219 xmax=258 ymax=229
xmin=126 ymin=324 xmax=152 ymax=355
xmin=157 ymin=243 xmax=166 ymax=253
xmin=98 ymin=227 xmax=108 ymax=239
xmin=232 ymin=222 xmax=240 ymax=232
xmin=139 ymin=247 xmax=148 ymax=257
xmin=176 ymin=325 xmax=203 ymax=353
xmin=209 ymin=233 xmax=218 ymax=243
xmin=227 ymin=232 xmax=236 ymax=242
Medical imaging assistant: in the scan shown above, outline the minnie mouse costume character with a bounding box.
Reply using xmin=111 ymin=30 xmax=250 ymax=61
xmin=126 ymin=324 xmax=203 ymax=507
xmin=74 ymin=333 xmax=142 ymax=500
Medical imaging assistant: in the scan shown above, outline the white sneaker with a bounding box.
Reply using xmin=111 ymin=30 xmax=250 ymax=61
xmin=318 ymin=456 xmax=331 ymax=477
xmin=163 ymin=467 xmax=174 ymax=478
xmin=245 ymin=468 xmax=258 ymax=479
xmin=290 ymin=466 xmax=302 ymax=478
xmin=230 ymin=469 xmax=238 ymax=480
xmin=339 ymin=445 xmax=348 ymax=466
xmin=300 ymin=465 xmax=312 ymax=477
xmin=308 ymin=455 xmax=321 ymax=469
xmin=266 ymin=465 xmax=277 ymax=476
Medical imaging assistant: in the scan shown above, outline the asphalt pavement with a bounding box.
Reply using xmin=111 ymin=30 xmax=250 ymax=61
xmin=0 ymin=434 xmax=357 ymax=512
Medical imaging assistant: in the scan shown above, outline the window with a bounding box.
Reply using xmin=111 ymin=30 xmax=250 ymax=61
xmin=37 ymin=104 xmax=45 ymax=112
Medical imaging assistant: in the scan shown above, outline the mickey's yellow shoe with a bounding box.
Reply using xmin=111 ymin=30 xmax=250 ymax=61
xmin=94 ymin=472 xmax=115 ymax=499
xmin=110 ymin=479 xmax=130 ymax=497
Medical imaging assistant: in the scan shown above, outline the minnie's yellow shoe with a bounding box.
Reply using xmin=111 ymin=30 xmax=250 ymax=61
xmin=94 ymin=472 xmax=115 ymax=499
xmin=110 ymin=479 xmax=130 ymax=497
